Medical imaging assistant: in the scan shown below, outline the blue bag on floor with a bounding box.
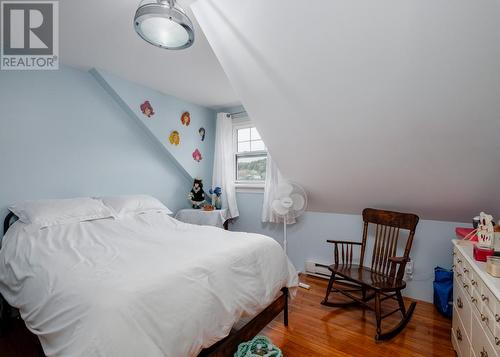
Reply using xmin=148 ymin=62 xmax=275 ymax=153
xmin=433 ymin=266 xmax=453 ymax=318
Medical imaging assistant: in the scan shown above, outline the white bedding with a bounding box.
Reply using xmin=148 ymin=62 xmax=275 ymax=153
xmin=0 ymin=212 xmax=298 ymax=357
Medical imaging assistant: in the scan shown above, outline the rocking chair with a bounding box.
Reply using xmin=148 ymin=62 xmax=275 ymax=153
xmin=321 ymin=208 xmax=419 ymax=340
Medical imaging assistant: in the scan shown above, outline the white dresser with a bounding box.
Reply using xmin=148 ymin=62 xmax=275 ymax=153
xmin=453 ymin=240 xmax=500 ymax=357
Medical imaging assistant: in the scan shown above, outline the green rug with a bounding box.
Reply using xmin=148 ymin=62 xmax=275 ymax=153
xmin=234 ymin=335 xmax=282 ymax=357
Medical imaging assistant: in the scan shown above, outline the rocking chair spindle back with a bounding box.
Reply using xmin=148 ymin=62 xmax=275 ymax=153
xmin=322 ymin=208 xmax=419 ymax=340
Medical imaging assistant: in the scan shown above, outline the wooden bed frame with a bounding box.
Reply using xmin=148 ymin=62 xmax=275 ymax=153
xmin=1 ymin=211 xmax=289 ymax=356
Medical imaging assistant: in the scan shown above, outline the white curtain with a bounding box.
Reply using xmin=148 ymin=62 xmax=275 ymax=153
xmin=212 ymin=113 xmax=239 ymax=219
xmin=261 ymin=154 xmax=296 ymax=224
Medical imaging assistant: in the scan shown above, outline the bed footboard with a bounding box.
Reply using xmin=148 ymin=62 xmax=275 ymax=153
xmin=198 ymin=287 xmax=289 ymax=357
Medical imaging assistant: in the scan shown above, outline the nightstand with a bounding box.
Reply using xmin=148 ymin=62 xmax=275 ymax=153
xmin=174 ymin=208 xmax=230 ymax=230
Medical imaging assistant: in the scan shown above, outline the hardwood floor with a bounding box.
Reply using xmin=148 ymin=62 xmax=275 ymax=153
xmin=261 ymin=275 xmax=455 ymax=357
xmin=0 ymin=275 xmax=454 ymax=357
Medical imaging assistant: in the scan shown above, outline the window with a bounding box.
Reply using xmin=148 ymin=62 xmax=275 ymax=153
xmin=233 ymin=124 xmax=267 ymax=187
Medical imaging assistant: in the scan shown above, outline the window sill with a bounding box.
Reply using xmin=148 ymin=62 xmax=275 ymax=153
xmin=235 ymin=183 xmax=264 ymax=193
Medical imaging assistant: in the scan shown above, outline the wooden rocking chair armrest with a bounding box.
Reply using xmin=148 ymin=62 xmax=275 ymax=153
xmin=327 ymin=240 xmax=361 ymax=265
xmin=388 ymin=256 xmax=408 ymax=264
xmin=326 ymin=240 xmax=362 ymax=245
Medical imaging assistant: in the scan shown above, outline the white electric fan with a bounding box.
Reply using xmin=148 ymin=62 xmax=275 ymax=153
xmin=271 ymin=181 xmax=309 ymax=288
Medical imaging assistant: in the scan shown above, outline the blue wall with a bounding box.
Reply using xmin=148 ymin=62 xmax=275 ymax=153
xmin=231 ymin=192 xmax=465 ymax=302
xmin=0 ymin=65 xmax=214 ymax=217
xmin=92 ymin=69 xmax=216 ymax=185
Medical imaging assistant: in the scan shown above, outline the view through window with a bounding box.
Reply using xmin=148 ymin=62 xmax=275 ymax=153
xmin=235 ymin=126 xmax=267 ymax=182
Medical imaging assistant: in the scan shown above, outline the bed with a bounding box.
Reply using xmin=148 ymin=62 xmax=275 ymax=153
xmin=0 ymin=198 xmax=298 ymax=357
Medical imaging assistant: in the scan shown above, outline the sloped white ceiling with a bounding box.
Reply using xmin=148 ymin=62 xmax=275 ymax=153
xmin=192 ymin=0 xmax=500 ymax=222
xmin=59 ymin=0 xmax=238 ymax=108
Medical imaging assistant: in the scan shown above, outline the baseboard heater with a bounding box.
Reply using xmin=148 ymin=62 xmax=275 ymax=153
xmin=304 ymin=261 xmax=331 ymax=280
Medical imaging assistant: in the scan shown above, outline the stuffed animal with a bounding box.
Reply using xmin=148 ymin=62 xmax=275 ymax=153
xmin=188 ymin=178 xmax=205 ymax=209
xmin=477 ymin=212 xmax=495 ymax=248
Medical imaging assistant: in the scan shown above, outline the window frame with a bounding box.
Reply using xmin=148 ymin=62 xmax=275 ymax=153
xmin=232 ymin=119 xmax=267 ymax=190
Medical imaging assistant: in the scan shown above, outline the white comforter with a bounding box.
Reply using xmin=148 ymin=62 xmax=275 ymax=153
xmin=0 ymin=213 xmax=298 ymax=357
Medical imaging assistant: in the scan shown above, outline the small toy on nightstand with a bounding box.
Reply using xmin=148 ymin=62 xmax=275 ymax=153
xmin=209 ymin=186 xmax=222 ymax=210
xmin=202 ymin=204 xmax=215 ymax=211
xmin=188 ymin=178 xmax=206 ymax=209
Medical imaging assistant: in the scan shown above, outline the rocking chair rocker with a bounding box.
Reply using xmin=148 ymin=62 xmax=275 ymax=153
xmin=321 ymin=208 xmax=419 ymax=340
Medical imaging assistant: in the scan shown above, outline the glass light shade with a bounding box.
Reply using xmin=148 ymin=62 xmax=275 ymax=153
xmin=139 ymin=17 xmax=189 ymax=48
xmin=134 ymin=0 xmax=194 ymax=50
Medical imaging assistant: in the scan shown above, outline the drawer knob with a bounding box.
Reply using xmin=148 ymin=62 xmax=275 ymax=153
xmin=481 ymin=314 xmax=489 ymax=323
xmin=480 ymin=347 xmax=488 ymax=357
xmin=495 ymin=314 xmax=500 ymax=322
xmin=463 ymin=283 xmax=469 ymax=290
xmin=457 ymin=273 xmax=462 ymax=278
xmin=456 ymin=328 xmax=462 ymax=342
xmin=457 ymin=297 xmax=463 ymax=309
xmin=453 ymin=252 xmax=456 ymax=256
xmin=464 ymin=268 xmax=469 ymax=273
xmin=495 ymin=337 xmax=500 ymax=346
xmin=471 ymin=279 xmax=477 ymax=286
xmin=457 ymin=258 xmax=462 ymax=263
xmin=481 ymin=294 xmax=489 ymax=302
xmin=471 ymin=297 xmax=477 ymax=303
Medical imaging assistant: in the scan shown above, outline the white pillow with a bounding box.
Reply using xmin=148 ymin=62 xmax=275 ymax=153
xmin=100 ymin=195 xmax=172 ymax=217
xmin=9 ymin=197 xmax=115 ymax=228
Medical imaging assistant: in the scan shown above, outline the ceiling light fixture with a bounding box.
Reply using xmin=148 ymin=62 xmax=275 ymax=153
xmin=134 ymin=0 xmax=195 ymax=50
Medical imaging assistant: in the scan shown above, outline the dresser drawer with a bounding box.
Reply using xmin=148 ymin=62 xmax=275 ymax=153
xmin=480 ymin=281 xmax=497 ymax=316
xmin=453 ymin=306 xmax=471 ymax=357
xmin=472 ymin=309 xmax=498 ymax=357
xmin=463 ymin=277 xmax=473 ymax=297
xmin=455 ymin=275 xmax=472 ymax=336
xmin=455 ymin=252 xmax=464 ymax=275
xmin=470 ymin=271 xmax=481 ymax=292
xmin=471 ymin=288 xmax=482 ymax=312
xmin=495 ymin=312 xmax=500 ymax=326
xmin=480 ymin=307 xmax=500 ymax=355
xmin=480 ymin=306 xmax=495 ymax=338
xmin=455 ymin=268 xmax=465 ymax=287
xmin=494 ymin=323 xmax=500 ymax=353
xmin=463 ymin=260 xmax=473 ymax=280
